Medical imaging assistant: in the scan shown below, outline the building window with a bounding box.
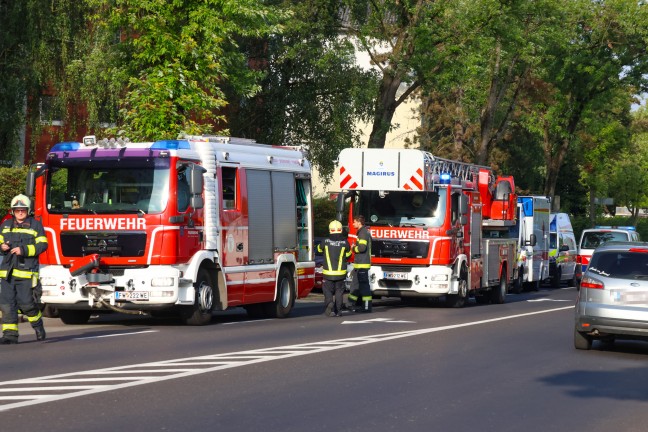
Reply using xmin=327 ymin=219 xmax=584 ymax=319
xmin=40 ymin=95 xmax=64 ymax=126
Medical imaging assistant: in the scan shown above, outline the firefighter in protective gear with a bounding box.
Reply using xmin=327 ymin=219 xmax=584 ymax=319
xmin=0 ymin=194 xmax=49 ymax=344
xmin=316 ymin=220 xmax=352 ymax=316
xmin=347 ymin=215 xmax=372 ymax=312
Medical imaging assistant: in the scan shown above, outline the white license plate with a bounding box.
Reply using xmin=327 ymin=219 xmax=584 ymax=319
xmin=611 ymin=290 xmax=648 ymax=304
xmin=115 ymin=291 xmax=150 ymax=301
xmin=383 ymin=271 xmax=408 ymax=280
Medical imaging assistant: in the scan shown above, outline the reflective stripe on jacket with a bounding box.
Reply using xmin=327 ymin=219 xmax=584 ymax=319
xmin=317 ymin=234 xmax=352 ymax=281
xmin=353 ymin=225 xmax=372 ymax=269
xmin=0 ymin=216 xmax=48 ymax=280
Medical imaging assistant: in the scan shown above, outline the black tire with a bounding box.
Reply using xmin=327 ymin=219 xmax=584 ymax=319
xmin=58 ymin=309 xmax=92 ymax=325
xmin=574 ymin=327 xmax=592 ymax=350
xmin=512 ymin=267 xmax=524 ymax=294
xmin=490 ymin=271 xmax=507 ymax=304
xmin=445 ymin=265 xmax=468 ymax=308
xmin=552 ymin=267 xmax=562 ymax=289
xmin=181 ymin=269 xmax=214 ymax=326
xmin=263 ymin=266 xmax=295 ymax=318
xmin=572 ymin=271 xmax=579 ymax=289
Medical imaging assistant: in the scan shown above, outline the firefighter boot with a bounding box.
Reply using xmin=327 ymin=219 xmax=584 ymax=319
xmin=0 ymin=332 xmax=19 ymax=344
xmin=362 ymin=299 xmax=372 ymax=313
xmin=34 ymin=322 xmax=47 ymax=341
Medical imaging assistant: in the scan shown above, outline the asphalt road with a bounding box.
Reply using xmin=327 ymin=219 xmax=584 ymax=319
xmin=2 ymin=285 xmax=648 ymax=432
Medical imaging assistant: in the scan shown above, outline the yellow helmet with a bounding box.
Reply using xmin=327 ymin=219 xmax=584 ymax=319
xmin=10 ymin=194 xmax=31 ymax=210
xmin=328 ymin=220 xmax=343 ymax=234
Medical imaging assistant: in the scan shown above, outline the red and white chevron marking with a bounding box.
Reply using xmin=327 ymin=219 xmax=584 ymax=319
xmin=339 ymin=166 xmax=358 ymax=189
xmin=403 ymin=168 xmax=424 ymax=190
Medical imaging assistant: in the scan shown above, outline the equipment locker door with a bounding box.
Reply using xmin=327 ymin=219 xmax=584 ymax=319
xmin=219 ymin=166 xmax=246 ymax=304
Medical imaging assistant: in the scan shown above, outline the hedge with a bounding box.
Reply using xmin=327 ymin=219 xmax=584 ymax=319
xmin=0 ymin=166 xmax=29 ymax=212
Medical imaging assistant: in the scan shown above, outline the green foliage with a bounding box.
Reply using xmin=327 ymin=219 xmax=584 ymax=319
xmin=608 ymin=106 xmax=648 ymax=222
xmin=230 ymin=0 xmax=378 ymax=184
xmin=0 ymin=166 xmax=30 ymax=211
xmin=312 ymin=196 xmax=339 ymax=237
xmin=76 ymin=0 xmax=285 ymax=141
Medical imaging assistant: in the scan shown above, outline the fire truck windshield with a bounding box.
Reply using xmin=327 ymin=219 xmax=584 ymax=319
xmin=45 ymin=158 xmax=171 ymax=214
xmin=359 ymin=189 xmax=447 ymax=228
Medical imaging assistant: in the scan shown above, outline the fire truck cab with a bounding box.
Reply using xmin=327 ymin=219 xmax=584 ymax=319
xmin=30 ymin=135 xmax=315 ymax=325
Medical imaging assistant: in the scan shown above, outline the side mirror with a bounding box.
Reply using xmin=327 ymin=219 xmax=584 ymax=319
xmin=528 ymin=233 xmax=537 ymax=247
xmin=336 ymin=190 xmax=356 ymax=222
xmin=559 ymin=244 xmax=569 ymax=252
xmin=188 ymin=164 xmax=206 ymax=210
xmin=458 ymin=194 xmax=469 ymax=216
xmin=26 ymin=163 xmax=45 ymax=197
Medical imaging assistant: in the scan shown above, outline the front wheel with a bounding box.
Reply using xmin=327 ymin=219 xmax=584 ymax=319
xmin=511 ymin=267 xmax=524 ymax=294
xmin=263 ymin=267 xmax=295 ymax=318
xmin=490 ymin=272 xmax=507 ymax=304
xmin=181 ymin=269 xmax=214 ymax=326
xmin=445 ymin=266 xmax=468 ymax=308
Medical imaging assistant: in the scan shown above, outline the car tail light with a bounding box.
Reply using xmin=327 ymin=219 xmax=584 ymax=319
xmin=628 ymin=248 xmax=648 ymax=253
xmin=580 ymin=276 xmax=604 ymax=289
xmin=576 ymin=255 xmax=582 ymax=264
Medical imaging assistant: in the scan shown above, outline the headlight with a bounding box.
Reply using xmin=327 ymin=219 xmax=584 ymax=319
xmin=151 ymin=277 xmax=174 ymax=287
xmin=430 ymin=274 xmax=448 ymax=281
xmin=40 ymin=277 xmax=59 ymax=287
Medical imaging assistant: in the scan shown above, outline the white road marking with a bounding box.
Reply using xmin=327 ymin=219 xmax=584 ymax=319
xmin=0 ymin=305 xmax=574 ymax=412
xmin=222 ymin=319 xmax=275 ymax=325
xmin=73 ymin=330 xmax=158 ymax=340
xmin=341 ymin=318 xmax=415 ymax=324
xmin=527 ymin=299 xmax=573 ymax=302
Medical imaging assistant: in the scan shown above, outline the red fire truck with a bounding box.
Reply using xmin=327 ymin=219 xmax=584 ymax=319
xmin=29 ymin=135 xmax=315 ymax=325
xmin=336 ymin=148 xmax=518 ymax=307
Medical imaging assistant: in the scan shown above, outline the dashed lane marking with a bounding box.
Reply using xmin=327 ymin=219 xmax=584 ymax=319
xmin=0 ymin=305 xmax=574 ymax=412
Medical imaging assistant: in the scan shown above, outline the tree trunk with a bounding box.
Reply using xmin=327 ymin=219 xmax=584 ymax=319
xmin=544 ymin=106 xmax=582 ymax=203
xmin=367 ymin=74 xmax=402 ymax=149
xmin=589 ymin=184 xmax=596 ymax=227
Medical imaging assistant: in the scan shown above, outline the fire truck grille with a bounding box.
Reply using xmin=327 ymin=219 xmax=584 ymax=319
xmin=61 ymin=232 xmax=147 ymax=257
xmin=372 ymin=240 xmax=429 ymax=259
xmin=381 ymin=266 xmax=413 ymax=272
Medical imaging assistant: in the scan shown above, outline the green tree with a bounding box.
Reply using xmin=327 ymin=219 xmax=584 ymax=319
xmin=417 ymin=0 xmax=563 ymax=165
xmin=609 ymin=105 xmax=648 ymax=224
xmin=529 ymin=0 xmax=648 ymax=201
xmin=78 ymin=0 xmax=284 ymax=140
xmin=342 ymin=0 xmax=476 ymax=149
xmin=230 ymin=0 xmax=378 ymax=184
xmin=0 ymin=0 xmax=89 ymax=162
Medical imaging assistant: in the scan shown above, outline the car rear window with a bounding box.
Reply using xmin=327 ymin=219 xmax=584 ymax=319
xmin=581 ymin=231 xmax=630 ymax=249
xmin=588 ymin=251 xmax=648 ymax=279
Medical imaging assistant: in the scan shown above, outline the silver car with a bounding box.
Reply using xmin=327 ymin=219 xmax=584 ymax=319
xmin=574 ymin=241 xmax=648 ymax=350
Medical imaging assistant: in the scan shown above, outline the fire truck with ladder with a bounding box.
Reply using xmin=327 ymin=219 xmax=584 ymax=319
xmin=29 ymin=135 xmax=315 ymax=325
xmin=336 ymin=148 xmax=518 ymax=307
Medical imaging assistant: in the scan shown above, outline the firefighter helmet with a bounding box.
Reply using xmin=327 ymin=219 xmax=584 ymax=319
xmin=10 ymin=194 xmax=31 ymax=210
xmin=328 ymin=220 xmax=343 ymax=234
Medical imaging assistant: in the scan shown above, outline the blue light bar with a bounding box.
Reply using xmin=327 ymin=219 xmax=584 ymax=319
xmin=439 ymin=173 xmax=452 ymax=184
xmin=594 ymin=225 xmax=636 ymax=231
xmin=150 ymin=140 xmax=191 ymax=150
xmin=50 ymin=142 xmax=81 ymax=152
